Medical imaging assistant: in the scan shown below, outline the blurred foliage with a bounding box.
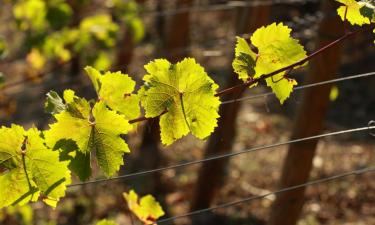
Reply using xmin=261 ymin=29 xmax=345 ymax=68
xmin=96 ymin=219 xmax=119 ymax=225
xmin=108 ymin=0 xmax=145 ymax=43
xmin=329 ymin=85 xmax=339 ymax=102
xmin=0 ymin=37 xmax=6 ymax=58
xmin=6 ymin=0 xmax=145 ymax=72
xmin=0 ymin=205 xmax=33 ymax=225
xmin=0 ymin=73 xmax=4 ymax=86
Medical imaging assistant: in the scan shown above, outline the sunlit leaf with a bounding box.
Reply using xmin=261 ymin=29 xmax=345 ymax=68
xmin=44 ymin=90 xmax=131 ymax=178
xmin=124 ymin=190 xmax=165 ymax=225
xmin=336 ymin=0 xmax=371 ymax=25
xmin=0 ymin=125 xmax=71 ymax=209
xmin=233 ymin=23 xmax=307 ymax=104
xmin=140 ymin=58 xmax=221 ymax=145
xmin=85 ymin=66 xmax=140 ymax=121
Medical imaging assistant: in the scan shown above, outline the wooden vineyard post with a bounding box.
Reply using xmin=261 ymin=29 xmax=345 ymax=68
xmin=267 ymin=2 xmax=345 ymax=225
xmin=114 ymin=30 xmax=135 ymax=72
xmin=114 ymin=0 xmax=146 ymax=72
xmin=67 ymin=0 xmax=83 ymax=77
xmin=163 ymin=0 xmax=193 ymax=61
xmin=190 ymin=0 xmax=270 ymax=218
xmin=136 ymin=0 xmax=193 ymax=192
xmin=134 ymin=0 xmax=193 ymax=221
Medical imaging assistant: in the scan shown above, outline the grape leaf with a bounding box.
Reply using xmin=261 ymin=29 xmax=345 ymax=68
xmin=123 ymin=190 xmax=165 ymax=225
xmin=139 ymin=58 xmax=221 ymax=145
xmin=252 ymin=23 xmax=306 ymax=104
xmin=85 ymin=66 xmax=140 ymax=121
xmin=336 ymin=0 xmax=371 ymax=25
xmin=45 ymin=91 xmax=66 ymax=115
xmin=0 ymin=167 xmax=38 ymax=208
xmin=55 ymin=139 xmax=92 ymax=182
xmin=359 ymin=1 xmax=375 ymax=20
xmin=0 ymin=125 xmax=71 ymax=209
xmin=232 ymin=23 xmax=307 ymax=104
xmin=96 ymin=219 xmax=118 ymax=225
xmin=44 ymin=90 xmax=131 ymax=178
xmin=232 ymin=37 xmax=257 ymax=82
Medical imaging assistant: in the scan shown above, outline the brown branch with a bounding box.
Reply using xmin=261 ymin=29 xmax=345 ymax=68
xmin=129 ymin=109 xmax=168 ymax=124
xmin=215 ymin=27 xmax=367 ymax=97
xmin=0 ymin=61 xmax=70 ymax=91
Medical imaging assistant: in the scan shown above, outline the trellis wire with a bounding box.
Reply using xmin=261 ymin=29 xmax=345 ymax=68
xmin=67 ymin=124 xmax=375 ymax=187
xmin=156 ymin=166 xmax=375 ymax=224
xmin=161 ymin=11 xmax=324 ymax=57
xmin=142 ymin=0 xmax=320 ymax=17
xmin=221 ymin=71 xmax=375 ymax=104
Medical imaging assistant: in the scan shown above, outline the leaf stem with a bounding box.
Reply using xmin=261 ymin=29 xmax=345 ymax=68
xmin=179 ymin=92 xmax=192 ymax=132
xmin=129 ymin=109 xmax=168 ymax=124
xmin=21 ymin=136 xmax=32 ymax=190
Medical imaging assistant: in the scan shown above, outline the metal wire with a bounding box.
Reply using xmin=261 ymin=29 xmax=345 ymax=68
xmin=142 ymin=0 xmax=320 ymax=17
xmin=67 ymin=124 xmax=375 ymax=188
xmin=221 ymin=71 xmax=375 ymax=104
xmin=161 ymin=11 xmax=323 ymax=57
xmin=157 ymin=166 xmax=375 ymax=224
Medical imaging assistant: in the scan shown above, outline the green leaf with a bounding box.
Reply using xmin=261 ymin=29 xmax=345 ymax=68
xmin=0 ymin=167 xmax=38 ymax=208
xmin=26 ymin=128 xmax=71 ymax=208
xmin=84 ymin=66 xmax=140 ymax=121
xmin=359 ymin=1 xmax=375 ymax=21
xmin=96 ymin=219 xmax=118 ymax=225
xmin=123 ymin=190 xmax=165 ymax=225
xmin=44 ymin=91 xmax=66 ymax=115
xmin=57 ymin=139 xmax=92 ymax=181
xmin=44 ymin=92 xmax=131 ymax=178
xmin=232 ymin=37 xmax=257 ymax=82
xmin=336 ymin=0 xmax=371 ymax=25
xmin=140 ymin=58 xmax=221 ymax=145
xmin=233 ymin=23 xmax=307 ymax=104
xmin=0 ymin=125 xmax=71 ymax=209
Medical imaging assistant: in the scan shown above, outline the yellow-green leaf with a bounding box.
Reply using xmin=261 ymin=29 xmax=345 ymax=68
xmin=336 ymin=0 xmax=371 ymax=25
xmin=0 ymin=125 xmax=70 ymax=209
xmin=84 ymin=66 xmax=140 ymax=121
xmin=233 ymin=23 xmax=307 ymax=104
xmin=44 ymin=92 xmax=131 ymax=178
xmin=232 ymin=37 xmax=257 ymax=82
xmin=123 ymin=190 xmax=165 ymax=225
xmin=140 ymin=58 xmax=221 ymax=145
